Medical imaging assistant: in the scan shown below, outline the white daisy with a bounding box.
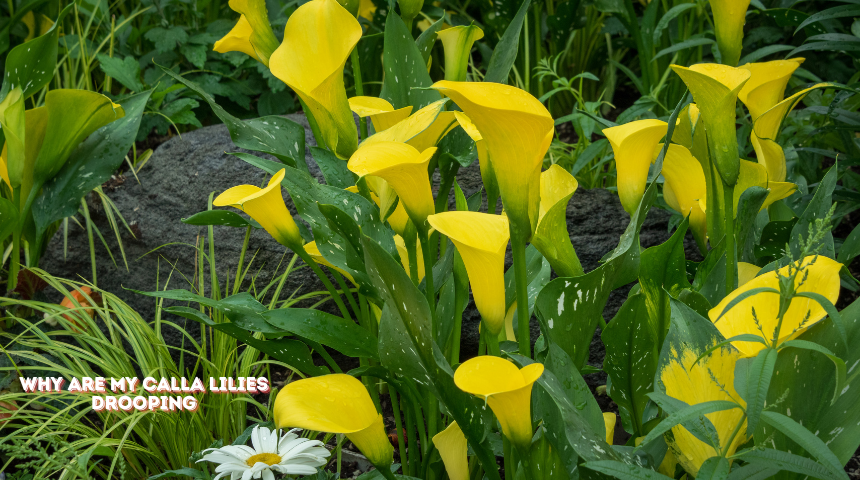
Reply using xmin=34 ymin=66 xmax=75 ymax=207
xmin=198 ymin=425 xmax=330 ymax=480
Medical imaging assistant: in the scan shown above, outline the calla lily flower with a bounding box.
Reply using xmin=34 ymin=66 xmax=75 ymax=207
xmin=660 ymin=143 xmax=708 ymax=252
xmin=274 ymin=374 xmax=393 ymax=468
xmin=363 ymin=99 xmax=457 ymax=152
xmin=660 ymin=345 xmax=746 ymax=476
xmin=348 ymin=97 xmax=413 ymax=133
xmin=437 ymin=25 xmax=484 ymax=82
xmin=453 ymin=111 xmax=500 ymax=208
xmin=454 ymin=356 xmax=544 ymax=448
xmin=214 ymin=169 xmax=304 ymax=250
xmin=213 ymin=15 xmax=261 ymax=62
xmin=23 ymin=11 xmax=53 ymax=41
xmin=432 ymin=421 xmax=469 ymax=480
xmin=305 ymin=241 xmax=355 ymax=283
xmin=751 ymin=83 xmax=831 ymax=182
xmin=428 ymin=212 xmax=510 ymax=335
xmin=709 ymin=255 xmax=841 ymax=357
xmin=226 ymin=0 xmax=280 ymax=65
xmin=397 ymin=0 xmax=424 ymax=28
xmin=671 ymin=64 xmax=751 ymax=186
xmin=532 ymin=165 xmax=583 ymax=277
xmin=269 ymin=0 xmax=361 ymax=159
xmin=604 ymin=119 xmax=668 ymax=214
xmin=432 ymin=81 xmax=554 ymax=238
xmin=698 ymin=160 xmax=796 ymax=216
xmin=347 ymin=183 xmax=410 ymax=235
xmin=708 ymin=0 xmax=751 ymax=67
xmin=603 ymin=413 xmax=616 ymax=445
xmin=738 ymin=59 xmax=804 ymax=121
xmin=737 ymin=262 xmax=761 ymax=286
xmin=358 ymin=0 xmax=376 ymax=20
xmin=0 ymin=144 xmax=10 ymax=189
xmin=394 ymin=234 xmax=425 ymax=281
xmin=348 ymin=142 xmax=437 ymax=227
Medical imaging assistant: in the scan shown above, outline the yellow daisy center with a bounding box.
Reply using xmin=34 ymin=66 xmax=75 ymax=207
xmin=246 ymin=452 xmax=282 ymax=467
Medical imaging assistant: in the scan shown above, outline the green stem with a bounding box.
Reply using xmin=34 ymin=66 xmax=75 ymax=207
xmin=333 ymin=270 xmax=361 ymax=320
xmin=233 ymin=226 xmax=252 ymax=295
xmin=418 ymin=230 xmax=436 ymax=323
xmin=723 ymin=182 xmax=736 ymax=296
xmin=503 ymin=436 xmax=513 ymax=480
xmin=390 ymin=389 xmax=409 ymax=475
xmin=81 ymin=197 xmax=97 ymax=286
xmin=534 ymin=1 xmax=543 ymax=98
xmin=511 ymin=235 xmax=531 ymax=357
xmin=350 ymin=48 xmax=368 ymax=141
xmin=296 ymin=248 xmax=354 ymax=321
xmin=405 ymin=397 xmax=419 ymax=474
xmin=8 ymin=231 xmax=20 ymax=290
xmin=721 ymin=412 xmax=746 ymax=457
xmin=515 ymin=445 xmax=537 ymax=480
xmin=485 ymin=331 xmax=501 ymax=356
xmin=523 ymin=10 xmax=531 ymax=93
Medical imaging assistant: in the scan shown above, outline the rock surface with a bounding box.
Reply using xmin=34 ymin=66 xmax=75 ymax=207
xmin=40 ymin=116 xmax=699 ymax=379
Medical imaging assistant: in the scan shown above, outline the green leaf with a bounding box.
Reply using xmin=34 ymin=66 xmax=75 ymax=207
xmin=837 ymin=222 xmax=860 ymax=266
xmin=581 ymin=460 xmax=674 ymax=480
xmin=145 ymin=26 xmax=189 ymax=53
xmin=778 ymin=340 xmax=846 ymax=406
xmin=484 ymin=0 xmax=533 ymax=84
xmin=181 ymin=210 xmax=261 ymax=229
xmin=180 ymin=44 xmax=207 ymax=69
xmin=652 ymin=37 xmax=715 ymax=62
xmin=640 ymin=216 xmax=691 ymax=345
xmin=652 ymin=4 xmax=697 ymax=43
xmin=790 ymin=162 xmax=837 ymax=259
xmin=735 ymin=186 xmax=769 ymax=263
xmin=795 ymin=4 xmax=860 ymax=33
xmin=146 ymin=467 xmax=208 ymax=479
xmin=738 ymin=448 xmax=848 ymax=480
xmin=636 ymin=398 xmax=739 ymax=450
xmin=743 ymin=347 xmax=778 ymax=435
xmin=696 ymin=457 xmax=731 ymax=480
xmin=794 ymin=291 xmax=848 ymax=350
xmin=415 ymin=16 xmax=443 ymax=63
xmin=544 ymin=344 xmax=605 ymax=435
xmin=726 ymin=463 xmax=779 ymax=480
xmin=0 ymin=198 xmax=17 ymax=244
xmin=263 ymin=308 xmax=378 ymax=360
xmin=379 ymin=13 xmax=437 ymax=110
xmin=97 ymin=54 xmax=145 ymax=92
xmin=760 ymin=411 xmax=845 ymax=476
xmin=311 ymin=146 xmax=355 ymax=189
xmin=738 ymin=45 xmax=795 ymax=65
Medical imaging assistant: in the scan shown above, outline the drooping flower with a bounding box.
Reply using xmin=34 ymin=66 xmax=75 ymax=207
xmin=604 ymin=119 xmax=668 ymax=214
xmin=532 ymin=165 xmax=583 ymax=276
xmin=437 ymin=25 xmax=484 ymax=82
xmin=709 ymin=255 xmax=841 ymax=357
xmin=225 ymin=0 xmax=280 ymax=65
xmin=453 ymin=111 xmax=499 ymax=208
xmin=432 ymin=421 xmax=469 ymax=480
xmin=432 ymin=81 xmax=554 ymax=239
xmin=213 ymin=15 xmax=262 ymax=62
xmin=214 ymin=169 xmax=304 ymax=250
xmin=348 ymin=97 xmax=413 ymax=133
xmin=274 ymin=374 xmax=393 ymax=468
xmin=305 ymin=241 xmax=355 ymax=283
xmin=427 ymin=212 xmax=509 ymax=335
xmin=454 ymin=356 xmax=544 ymax=448
xmin=197 ymin=425 xmax=330 ymax=480
xmin=708 ymin=0 xmax=751 ymax=67
xmin=697 ymin=159 xmax=796 ymax=217
xmin=660 ymin=143 xmax=708 ymax=252
xmin=738 ymin=59 xmax=805 ymax=122
xmin=269 ymin=0 xmax=361 ymax=159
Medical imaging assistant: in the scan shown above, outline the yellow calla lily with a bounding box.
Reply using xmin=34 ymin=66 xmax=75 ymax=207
xmin=453 ymin=111 xmax=500 ymax=208
xmin=348 ymin=97 xmax=413 ymax=133
xmin=274 ymin=374 xmax=393 ymax=468
xmin=698 ymin=159 xmax=796 ymax=216
xmin=214 ymin=168 xmax=304 ymax=250
xmin=502 ymin=301 xmax=517 ymax=342
xmin=604 ymin=119 xmax=668 ymax=214
xmin=226 ymin=0 xmax=279 ymax=65
xmin=305 ymin=241 xmax=355 ymax=283
xmin=603 ymin=413 xmax=616 ymax=445
xmin=358 ymin=0 xmax=376 ymax=20
xmin=432 ymin=421 xmax=469 ymax=480
xmin=0 ymin=143 xmax=10 ymax=189
xmin=428 ymin=212 xmax=510 ymax=335
xmin=437 ymin=25 xmax=484 ymax=82
xmin=432 ymin=81 xmax=554 ymax=238
xmin=347 ymin=183 xmax=410 ymax=235
xmin=454 ymin=356 xmax=544 ymax=448
xmin=751 ymin=83 xmax=831 ymax=182
xmin=660 ymin=344 xmax=746 ymax=476
xmin=532 ymin=165 xmax=583 ymax=277
xmin=23 ymin=11 xmax=53 ymax=41
xmin=671 ymin=64 xmax=751 ymax=186
xmin=660 ymin=143 xmax=708 ymax=252
xmin=213 ymin=15 xmax=261 ymax=62
xmin=363 ymin=99 xmax=458 ymax=151
xmin=394 ymin=233 xmax=425 ymax=281
xmin=737 ymin=262 xmax=761 ymax=286
xmin=738 ymin=59 xmax=804 ymax=121
xmin=709 ymin=256 xmax=841 ymax=357
xmin=708 ymin=0 xmax=751 ymax=66
xmin=348 ymin=142 xmax=437 ymax=227
xmin=269 ymin=0 xmax=361 ymax=159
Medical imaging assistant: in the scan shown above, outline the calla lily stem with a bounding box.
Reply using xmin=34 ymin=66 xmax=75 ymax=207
xmin=723 ymin=182 xmax=736 ymax=295
xmin=512 ymin=237 xmax=531 ymax=357
xmin=419 ymin=231 xmax=436 ymax=321
xmin=8 ymin=231 xmax=20 ymax=291
xmin=296 ymin=246 xmax=354 ymax=322
xmin=350 ymin=47 xmax=368 ymax=141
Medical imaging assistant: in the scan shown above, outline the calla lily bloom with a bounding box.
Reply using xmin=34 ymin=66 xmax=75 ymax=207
xmin=348 ymin=142 xmax=437 ymax=227
xmin=532 ymin=165 xmax=583 ymax=277
xmin=432 ymin=421 xmax=469 ymax=480
xmin=738 ymin=59 xmax=805 ymax=121
xmin=604 ymin=119 xmax=668 ymax=214
xmin=0 ymin=144 xmax=10 ymax=189
xmin=708 ymin=0 xmax=751 ymax=67
xmin=660 ymin=143 xmax=708 ymax=252
xmin=438 ymin=25 xmax=484 ymax=82
xmin=453 ymin=111 xmax=500 ymax=208
xmin=603 ymin=413 xmax=616 ymax=445
xmin=671 ymin=64 xmax=751 ymax=186
xmin=214 ymin=169 xmax=304 ymax=250
xmin=737 ymin=262 xmax=761 ymax=286
xmin=305 ymin=241 xmax=355 ymax=283
xmin=660 ymin=344 xmax=746 ymax=476
xmin=348 ymin=97 xmax=413 ymax=133
xmin=358 ymin=0 xmax=376 ymax=20
xmin=394 ymin=234 xmax=425 ymax=281
xmin=214 ymin=15 xmax=261 ymax=62
xmin=709 ymin=256 xmax=841 ymax=357
xmin=698 ymin=160 xmax=796 ymax=216
xmin=432 ymin=81 xmax=553 ymax=238
xmin=454 ymin=356 xmax=544 ymax=448
xmin=274 ymin=374 xmax=393 ymax=468
xmin=363 ymin=99 xmax=457 ymax=152
xmin=347 ymin=183 xmax=409 ymax=235
xmin=226 ymin=0 xmax=280 ymax=65
xmin=428 ymin=212 xmax=510 ymax=335
xmin=397 ymin=0 xmax=424 ymax=27
xmin=270 ymin=0 xmax=361 ymax=159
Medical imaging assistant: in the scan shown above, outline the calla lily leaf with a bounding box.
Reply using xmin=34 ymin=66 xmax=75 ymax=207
xmin=213 ymin=15 xmax=261 ymax=62
xmin=380 ymin=12 xmax=439 ymax=110
xmin=709 ymin=0 xmax=751 ymax=66
xmin=348 ymin=96 xmax=414 ymax=133
xmin=0 ymin=88 xmax=25 ymax=189
xmin=433 ymin=421 xmax=469 ymax=480
xmin=605 ymin=119 xmax=668 ymax=214
xmin=0 ymin=197 xmax=17 ymax=245
xmin=532 ymin=165 xmax=583 ymax=277
xmin=226 ymin=0 xmax=279 ymax=65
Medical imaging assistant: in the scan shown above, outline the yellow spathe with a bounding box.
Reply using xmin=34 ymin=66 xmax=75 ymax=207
xmin=453 ymin=111 xmax=499 ymax=204
xmin=274 ymin=374 xmax=393 ymax=467
xmin=454 ymin=356 xmax=544 ymax=447
xmin=709 ymin=255 xmax=842 ymax=357
xmin=660 ymin=345 xmax=746 ymax=476
xmin=362 ymin=99 xmax=458 ymax=151
xmin=708 ymin=0 xmax=751 ymax=66
xmin=603 ymin=412 xmax=616 ymax=445
xmin=437 ymin=25 xmax=484 ymax=82
xmin=432 ymin=81 xmax=554 ymax=237
xmin=305 ymin=241 xmax=355 ymax=283
xmin=22 ymin=11 xmax=53 ymax=41
xmin=0 ymin=144 xmax=9 ymax=189
xmin=348 ymin=142 xmax=437 ymax=226
xmin=432 ymin=421 xmax=469 ymax=480
xmin=226 ymin=0 xmax=280 ymax=65
xmin=348 ymin=97 xmax=413 ymax=133
xmin=738 ymin=59 xmax=804 ymax=121
xmin=538 ymin=164 xmax=578 ymax=224
xmin=737 ymin=262 xmax=761 ymax=286
xmin=213 ymin=15 xmax=261 ymax=62
xmin=660 ymin=143 xmax=707 ymax=251
xmin=698 ymin=160 xmax=796 ymax=216
xmin=604 ymin=119 xmax=667 ymax=214
xmin=532 ymin=165 xmax=583 ymax=277
xmin=214 ymin=168 xmax=303 ymax=249
xmin=428 ymin=211 xmax=510 ymax=335
xmin=394 ymin=233 xmax=425 ymax=281
xmin=269 ymin=0 xmax=361 ymax=159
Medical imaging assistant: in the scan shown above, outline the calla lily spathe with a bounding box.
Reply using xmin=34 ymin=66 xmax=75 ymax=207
xmin=22 ymin=11 xmax=53 ymax=41
xmin=438 ymin=25 xmax=484 ymax=82
xmin=226 ymin=0 xmax=280 ymax=65
xmin=348 ymin=97 xmax=413 ymax=133
xmin=453 ymin=111 xmax=500 ymax=208
xmin=348 ymin=142 xmax=437 ymax=227
xmin=603 ymin=413 xmax=616 ymax=445
xmin=532 ymin=165 xmax=583 ymax=277
xmin=454 ymin=356 xmax=544 ymax=448
xmin=660 ymin=143 xmax=708 ymax=252
xmin=604 ymin=119 xmax=668 ymax=214
xmin=394 ymin=233 xmax=425 ymax=281
xmin=214 ymin=169 xmax=304 ymax=250
xmin=428 ymin=211 xmax=509 ymax=335
xmin=0 ymin=143 xmax=10 ymax=189
xmin=363 ymin=99 xmax=457 ymax=151
xmin=737 ymin=262 xmax=761 ymax=286
xmin=274 ymin=374 xmax=393 ymax=468
xmin=305 ymin=241 xmax=355 ymax=283
xmin=432 ymin=81 xmax=553 ymax=239
xmin=709 ymin=255 xmax=842 ymax=357
xmin=738 ymin=59 xmax=804 ymax=122
xmin=671 ymin=64 xmax=751 ymax=186
xmin=708 ymin=0 xmax=751 ymax=67
xmin=432 ymin=421 xmax=469 ymax=480
xmin=269 ymin=0 xmax=361 ymax=159
xmin=213 ymin=15 xmax=261 ymax=62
